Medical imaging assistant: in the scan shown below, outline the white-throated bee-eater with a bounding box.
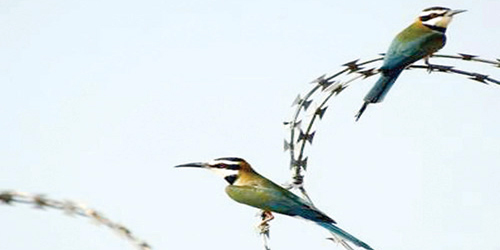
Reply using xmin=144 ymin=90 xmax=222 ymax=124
xmin=355 ymin=7 xmax=466 ymax=121
xmin=176 ymin=157 xmax=374 ymax=250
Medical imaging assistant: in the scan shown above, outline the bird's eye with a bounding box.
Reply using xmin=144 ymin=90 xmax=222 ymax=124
xmin=430 ymin=13 xmax=437 ymax=18
xmin=214 ymin=163 xmax=226 ymax=169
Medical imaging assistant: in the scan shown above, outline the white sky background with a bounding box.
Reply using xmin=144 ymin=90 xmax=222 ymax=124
xmin=1 ymin=0 xmax=499 ymax=250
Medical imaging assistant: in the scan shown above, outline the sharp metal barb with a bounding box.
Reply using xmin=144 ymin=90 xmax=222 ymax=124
xmin=358 ymin=68 xmax=378 ymax=78
xmin=307 ymin=131 xmax=316 ymax=144
xmin=315 ymin=107 xmax=328 ymax=119
xmin=331 ymin=84 xmax=347 ymax=95
xmin=297 ymin=130 xmax=306 ymax=143
xmin=436 ymin=65 xmax=454 ymax=72
xmin=311 ymin=74 xmax=336 ymax=90
xmin=283 ymin=140 xmax=292 ymax=151
xmin=302 ymin=99 xmax=313 ymax=111
xmin=311 ymin=74 xmax=326 ymax=84
xmin=342 ymin=59 xmax=363 ymax=74
xmin=469 ymin=73 xmax=489 ymax=84
xmin=319 ymin=79 xmax=336 ymax=90
xmin=298 ymin=130 xmax=316 ymax=144
xmin=291 ymin=157 xmax=308 ymax=170
xmin=458 ymin=53 xmax=478 ymax=61
xmin=291 ymin=94 xmax=313 ymax=111
xmin=308 ymin=131 xmax=316 ymax=144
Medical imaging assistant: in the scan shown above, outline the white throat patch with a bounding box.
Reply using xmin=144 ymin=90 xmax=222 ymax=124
xmin=419 ymin=9 xmax=454 ymax=28
xmin=423 ymin=15 xmax=453 ymax=28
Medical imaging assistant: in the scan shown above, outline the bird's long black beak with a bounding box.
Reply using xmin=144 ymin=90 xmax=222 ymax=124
xmin=174 ymin=162 xmax=208 ymax=168
xmin=450 ymin=9 xmax=466 ymax=16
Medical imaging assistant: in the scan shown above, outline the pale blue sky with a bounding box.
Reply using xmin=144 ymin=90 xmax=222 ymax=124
xmin=1 ymin=1 xmax=499 ymax=250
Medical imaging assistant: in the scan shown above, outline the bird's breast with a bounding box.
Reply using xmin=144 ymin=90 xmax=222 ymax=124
xmin=225 ymin=185 xmax=275 ymax=211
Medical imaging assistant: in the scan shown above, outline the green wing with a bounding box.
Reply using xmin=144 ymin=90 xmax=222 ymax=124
xmin=226 ymin=183 xmax=334 ymax=223
xmin=382 ymin=23 xmax=445 ymax=71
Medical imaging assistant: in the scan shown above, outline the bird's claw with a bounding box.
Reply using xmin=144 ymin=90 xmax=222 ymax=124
xmin=260 ymin=210 xmax=274 ymax=223
xmin=258 ymin=222 xmax=270 ymax=236
xmin=426 ymin=65 xmax=434 ymax=73
xmin=425 ymin=63 xmax=439 ymax=73
xmin=424 ymin=57 xmax=435 ymax=73
xmin=257 ymin=210 xmax=274 ymax=236
xmin=425 ymin=63 xmax=453 ymax=74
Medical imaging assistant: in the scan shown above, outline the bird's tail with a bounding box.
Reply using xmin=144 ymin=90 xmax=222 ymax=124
xmin=364 ymin=70 xmax=402 ymax=104
xmin=316 ymin=221 xmax=374 ymax=250
xmin=355 ymin=69 xmax=403 ymax=121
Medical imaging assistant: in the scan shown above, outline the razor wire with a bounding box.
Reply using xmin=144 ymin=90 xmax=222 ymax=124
xmin=284 ymin=53 xmax=499 ymax=202
xmin=0 ymin=190 xmax=151 ymax=250
xmin=259 ymin=53 xmax=499 ymax=250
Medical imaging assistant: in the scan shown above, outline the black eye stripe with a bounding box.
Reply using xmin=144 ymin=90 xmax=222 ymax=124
xmin=420 ymin=12 xmax=446 ymax=22
xmin=226 ymin=164 xmax=240 ymax=170
xmin=420 ymin=15 xmax=432 ymax=22
xmin=213 ymin=163 xmax=224 ymax=168
xmin=213 ymin=163 xmax=240 ymax=170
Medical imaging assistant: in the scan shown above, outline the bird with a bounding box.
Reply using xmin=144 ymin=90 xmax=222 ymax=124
xmin=355 ymin=7 xmax=466 ymax=121
xmin=176 ymin=157 xmax=374 ymax=250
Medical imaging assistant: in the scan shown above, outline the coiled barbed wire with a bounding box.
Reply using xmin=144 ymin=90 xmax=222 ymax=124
xmin=284 ymin=53 xmax=499 ymax=201
xmin=259 ymin=53 xmax=499 ymax=250
xmin=0 ymin=190 xmax=151 ymax=250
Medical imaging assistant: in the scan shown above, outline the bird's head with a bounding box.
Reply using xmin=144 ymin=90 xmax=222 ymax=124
xmin=418 ymin=7 xmax=466 ymax=31
xmin=175 ymin=157 xmax=252 ymax=185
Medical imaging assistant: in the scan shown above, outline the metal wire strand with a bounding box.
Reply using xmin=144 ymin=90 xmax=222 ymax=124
xmin=0 ymin=190 xmax=151 ymax=250
xmin=285 ymin=53 xmax=500 ymax=198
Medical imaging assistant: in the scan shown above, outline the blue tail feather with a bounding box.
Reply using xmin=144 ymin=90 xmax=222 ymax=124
xmin=364 ymin=69 xmax=402 ymax=103
xmin=355 ymin=69 xmax=403 ymax=121
xmin=316 ymin=221 xmax=374 ymax=250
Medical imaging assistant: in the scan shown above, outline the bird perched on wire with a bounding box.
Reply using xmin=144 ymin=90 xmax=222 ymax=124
xmin=176 ymin=157 xmax=374 ymax=250
xmin=355 ymin=7 xmax=466 ymax=121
